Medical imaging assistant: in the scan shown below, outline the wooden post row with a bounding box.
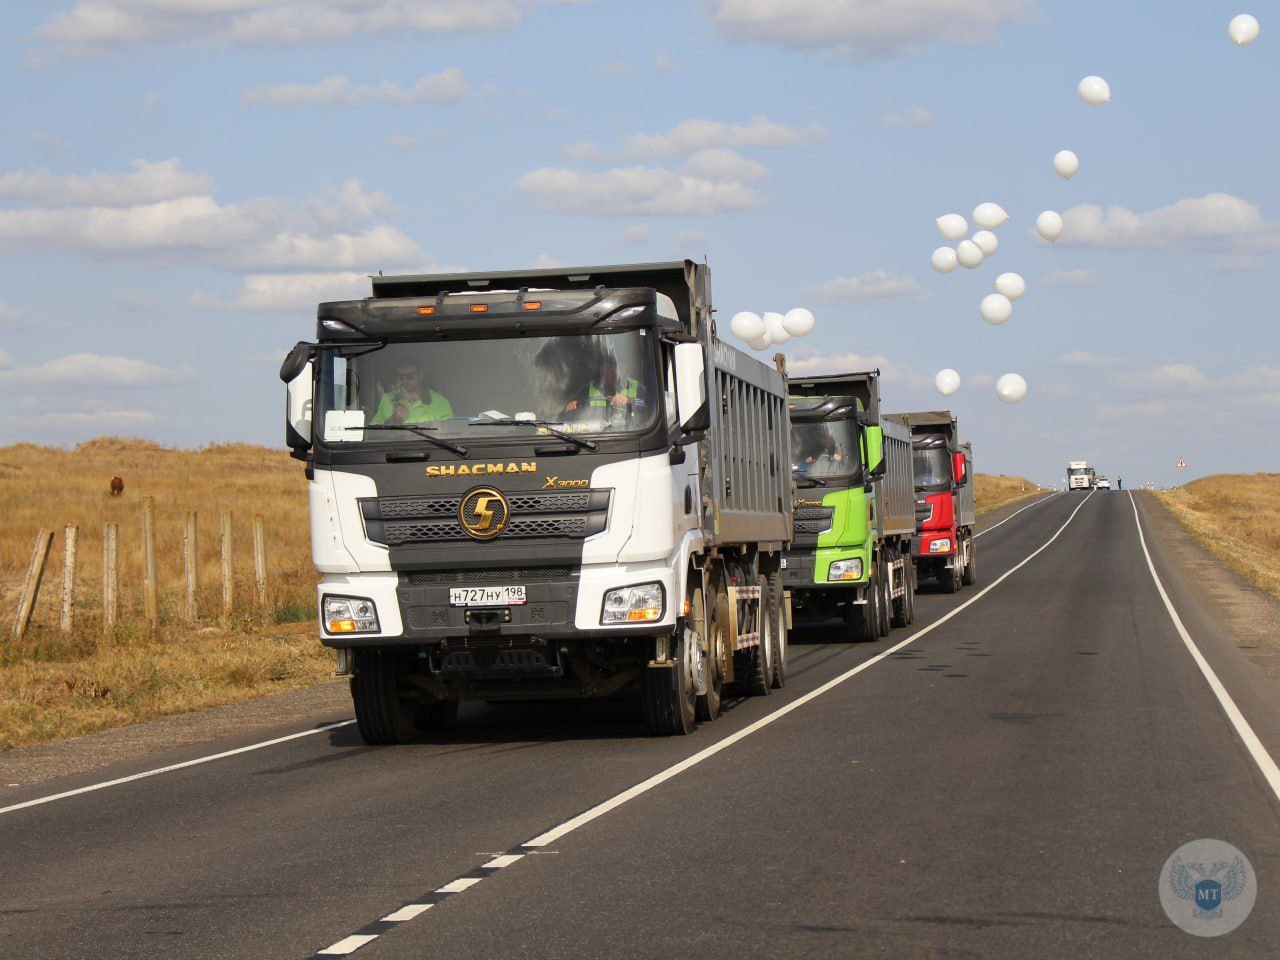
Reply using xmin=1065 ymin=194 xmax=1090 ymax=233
xmin=60 ymin=524 xmax=78 ymax=634
xmin=141 ymin=496 xmax=158 ymax=629
xmin=103 ymin=524 xmax=119 ymax=631
xmin=183 ymin=512 xmax=199 ymax=624
xmin=12 ymin=529 xmax=54 ymax=642
xmin=221 ymin=511 xmax=234 ymax=616
xmin=252 ymin=514 xmax=267 ymax=609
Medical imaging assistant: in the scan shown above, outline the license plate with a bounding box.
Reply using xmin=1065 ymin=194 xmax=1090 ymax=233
xmin=449 ymin=585 xmax=526 ymax=607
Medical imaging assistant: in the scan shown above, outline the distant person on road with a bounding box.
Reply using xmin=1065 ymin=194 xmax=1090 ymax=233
xmin=371 ymin=366 xmax=453 ymax=425
xmin=1117 ymin=476 xmax=1123 ymax=490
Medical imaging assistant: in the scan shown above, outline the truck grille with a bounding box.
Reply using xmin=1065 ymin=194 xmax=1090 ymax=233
xmin=792 ymin=505 xmax=834 ymax=537
xmin=404 ymin=566 xmax=575 ymax=585
xmin=362 ymin=490 xmax=610 ymax=546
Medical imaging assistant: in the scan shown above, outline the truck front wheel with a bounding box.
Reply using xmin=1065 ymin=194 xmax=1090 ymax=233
xmin=961 ymin=536 xmax=977 ymax=587
xmin=351 ymin=650 xmax=415 ymax=745
xmin=845 ymin=580 xmax=878 ymax=642
xmin=642 ymin=632 xmax=698 ymax=736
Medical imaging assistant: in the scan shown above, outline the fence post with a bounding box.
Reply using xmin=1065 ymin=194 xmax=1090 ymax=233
xmin=183 ymin=512 xmax=199 ymax=625
xmin=12 ymin=529 xmax=54 ymax=642
xmin=221 ymin=511 xmax=234 ymax=617
xmin=103 ymin=524 xmax=118 ymax=631
xmin=141 ymin=496 xmax=158 ymax=630
xmin=252 ymin=513 xmax=267 ymax=609
xmin=60 ymin=524 xmax=79 ymax=634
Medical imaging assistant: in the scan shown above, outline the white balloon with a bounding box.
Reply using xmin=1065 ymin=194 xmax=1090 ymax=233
xmin=782 ymin=307 xmax=815 ymax=337
xmin=1078 ymin=75 xmax=1111 ymax=105
xmin=1053 ymin=150 xmax=1079 ymax=179
xmin=935 ymin=368 xmax=961 ymax=397
xmin=1229 ymin=14 xmax=1260 ymax=45
xmin=729 ymin=311 xmax=765 ymax=341
xmin=995 ymin=272 xmax=1027 ymax=301
xmin=936 ymin=214 xmax=968 ymax=241
xmin=763 ymin=311 xmax=790 ymax=345
xmin=973 ymin=203 xmax=1009 ymax=230
xmin=931 ymin=246 xmax=959 ymax=274
xmin=747 ymin=333 xmax=771 ymax=351
xmin=972 ymin=230 xmax=999 ymax=256
xmin=996 ymin=373 xmax=1028 ymax=404
xmin=1036 ymin=210 xmax=1063 ymax=243
xmin=980 ymin=293 xmax=1013 ymax=325
xmin=956 ymin=240 xmax=984 ymax=269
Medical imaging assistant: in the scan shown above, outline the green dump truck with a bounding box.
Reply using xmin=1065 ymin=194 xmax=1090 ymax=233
xmin=780 ymin=371 xmax=916 ymax=641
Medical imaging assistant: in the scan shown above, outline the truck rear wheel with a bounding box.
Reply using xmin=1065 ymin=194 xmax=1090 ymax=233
xmin=890 ymin=555 xmax=911 ymax=629
xmin=961 ymin=536 xmax=977 ymax=587
xmin=766 ymin=572 xmax=787 ymax=689
xmin=351 ymin=650 xmax=415 ymax=745
xmin=734 ymin=575 xmax=773 ymax=696
xmin=642 ymin=632 xmax=697 ymax=736
xmin=876 ymin=561 xmax=892 ymax=638
xmin=904 ymin=563 xmax=916 ymax=624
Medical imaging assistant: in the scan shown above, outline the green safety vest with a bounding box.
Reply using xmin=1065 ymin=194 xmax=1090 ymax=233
xmin=587 ymin=378 xmax=639 ymax=408
xmin=371 ymin=390 xmax=453 ymax=425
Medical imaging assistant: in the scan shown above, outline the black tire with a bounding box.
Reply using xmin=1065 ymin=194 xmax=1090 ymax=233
xmin=415 ymin=699 xmax=459 ymax=731
xmin=904 ymin=562 xmax=916 ymax=625
xmin=890 ymin=555 xmax=910 ymax=629
xmin=875 ymin=560 xmax=892 ymax=638
xmin=940 ymin=558 xmax=961 ymax=594
xmin=961 ymin=536 xmax=977 ymax=587
xmin=642 ymin=633 xmax=697 ymax=735
xmin=693 ymin=579 xmax=722 ymax=722
xmin=844 ymin=570 xmax=878 ymax=642
xmin=766 ymin=572 xmax=787 ymax=689
xmin=350 ymin=650 xmax=415 ymax=745
xmin=734 ymin=575 xmax=772 ymax=696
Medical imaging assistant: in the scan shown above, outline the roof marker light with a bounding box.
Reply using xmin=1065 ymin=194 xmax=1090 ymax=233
xmin=524 ymin=301 xmax=542 ymax=311
xmin=470 ymin=303 xmax=489 ymax=313
xmin=417 ymin=306 xmax=435 ymax=316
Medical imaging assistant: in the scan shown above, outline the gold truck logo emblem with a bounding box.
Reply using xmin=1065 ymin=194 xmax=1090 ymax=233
xmin=459 ymin=487 xmax=510 ymax=540
xmin=543 ymin=476 xmax=589 ymax=489
xmin=425 ymin=461 xmax=536 ymax=478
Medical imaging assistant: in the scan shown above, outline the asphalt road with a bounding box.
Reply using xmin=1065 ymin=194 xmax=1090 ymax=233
xmin=2 ymin=491 xmax=1279 ymax=958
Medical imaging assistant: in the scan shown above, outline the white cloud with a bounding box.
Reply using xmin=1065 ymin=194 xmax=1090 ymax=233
xmin=1114 ymin=363 xmax=1208 ymax=392
xmin=1043 ymin=267 xmax=1096 ymax=286
xmin=1239 ymin=367 xmax=1280 ymax=389
xmin=515 ymin=165 xmax=760 ymax=216
xmin=24 ymin=408 xmax=161 ymax=427
xmin=786 ymin=350 xmax=925 ymax=388
xmin=35 ymin=1 xmax=558 ymax=55
xmin=0 ymin=158 xmax=212 ymax=207
xmin=190 ymin=272 xmax=370 ymax=312
xmin=1059 ymin=193 xmax=1277 ymax=252
xmin=0 ymin=165 xmax=422 ymax=271
xmin=616 ymin=224 xmax=653 ymax=246
xmin=528 ymin=252 xmax=562 ymax=268
xmin=804 ymin=269 xmax=929 ymax=304
xmin=245 ymin=68 xmax=469 ymax=107
xmin=681 ymin=148 xmax=770 ymax=183
xmin=623 ymin=115 xmax=826 ymax=157
xmin=561 ymin=140 xmax=607 ymax=161
xmin=0 ymin=353 xmax=194 ymax=389
xmin=1056 ymin=351 xmax=1120 ymax=367
xmin=882 ymin=105 xmax=935 ymax=128
xmin=708 ymin=0 xmax=1035 ymax=60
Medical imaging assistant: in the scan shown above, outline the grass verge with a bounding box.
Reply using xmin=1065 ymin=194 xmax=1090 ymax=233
xmin=1156 ymin=474 xmax=1280 ymax=600
xmin=974 ymin=474 xmax=1040 ymax=516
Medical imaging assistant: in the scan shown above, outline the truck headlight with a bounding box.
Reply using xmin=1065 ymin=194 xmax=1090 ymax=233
xmin=828 ymin=558 xmax=863 ymax=581
xmin=323 ymin=596 xmax=380 ymax=634
xmin=928 ymin=538 xmax=953 ymax=554
xmin=601 ymin=582 xmax=664 ymax=624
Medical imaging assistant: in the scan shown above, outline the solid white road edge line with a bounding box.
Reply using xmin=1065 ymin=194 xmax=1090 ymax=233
xmin=974 ymin=491 xmax=1059 ymax=539
xmin=0 ymin=719 xmax=358 ymax=818
xmin=1129 ymin=492 xmax=1280 ymax=805
xmin=524 ymin=490 xmax=1095 ymax=848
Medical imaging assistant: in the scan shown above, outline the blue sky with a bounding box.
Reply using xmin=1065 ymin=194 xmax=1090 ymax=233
xmin=0 ymin=0 xmax=1274 ymax=486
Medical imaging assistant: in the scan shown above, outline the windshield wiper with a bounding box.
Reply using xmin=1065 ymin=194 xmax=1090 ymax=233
xmin=345 ymin=424 xmax=469 ymax=457
xmin=794 ymin=475 xmax=828 ymax=487
xmin=469 ymin=419 xmax=598 ymax=452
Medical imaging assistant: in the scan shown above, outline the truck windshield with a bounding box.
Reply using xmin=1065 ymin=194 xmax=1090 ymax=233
xmin=791 ymin=421 xmax=859 ymax=480
xmin=1069 ymin=467 xmax=1090 ymax=477
xmin=316 ymin=330 xmax=660 ymax=443
xmin=913 ymin=447 xmax=951 ymax=490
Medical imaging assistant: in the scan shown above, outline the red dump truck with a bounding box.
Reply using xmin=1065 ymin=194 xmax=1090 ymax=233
xmin=887 ymin=411 xmax=976 ymax=593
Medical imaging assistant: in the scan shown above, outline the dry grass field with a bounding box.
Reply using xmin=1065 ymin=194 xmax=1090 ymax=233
xmin=974 ymin=474 xmax=1039 ymax=515
xmin=0 ymin=439 xmax=1038 ymax=751
xmin=1158 ymin=474 xmax=1280 ymax=600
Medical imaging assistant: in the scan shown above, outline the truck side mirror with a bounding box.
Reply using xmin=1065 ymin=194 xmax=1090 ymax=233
xmin=284 ymin=358 xmax=313 ymax=454
xmin=673 ymin=342 xmax=709 ymax=433
xmin=280 ymin=341 xmax=314 ymax=383
xmin=953 ymin=451 xmax=968 ymax=485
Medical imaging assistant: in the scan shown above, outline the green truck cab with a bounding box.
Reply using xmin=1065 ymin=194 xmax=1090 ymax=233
xmin=780 ymin=372 xmax=917 ymax=641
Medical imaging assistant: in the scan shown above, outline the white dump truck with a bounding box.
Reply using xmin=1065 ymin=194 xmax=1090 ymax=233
xmin=1067 ymin=460 xmax=1095 ymax=491
xmin=281 ymin=261 xmax=792 ymax=740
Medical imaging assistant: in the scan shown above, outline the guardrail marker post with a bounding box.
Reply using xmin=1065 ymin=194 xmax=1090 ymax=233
xmin=252 ymin=513 xmax=267 ymax=610
xmin=183 ymin=511 xmax=199 ymax=625
xmin=12 ymin=529 xmax=54 ymax=642
xmin=142 ymin=496 xmax=158 ymax=630
xmin=60 ymin=524 xmax=78 ymax=634
xmin=103 ymin=524 xmax=118 ymax=631
xmin=221 ymin=511 xmax=234 ymax=617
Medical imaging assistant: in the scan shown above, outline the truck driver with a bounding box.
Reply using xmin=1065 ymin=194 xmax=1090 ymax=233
xmin=563 ymin=352 xmax=641 ymax=414
xmin=371 ymin=366 xmax=453 ymax=425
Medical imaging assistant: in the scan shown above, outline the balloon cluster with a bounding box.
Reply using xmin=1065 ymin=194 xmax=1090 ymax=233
xmin=729 ymin=307 xmax=815 ymax=352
